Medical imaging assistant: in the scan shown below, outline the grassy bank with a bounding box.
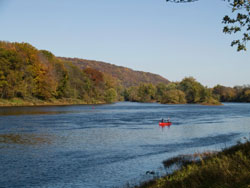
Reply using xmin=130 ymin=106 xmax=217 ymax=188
xmin=0 ymin=98 xmax=107 ymax=107
xmin=0 ymin=98 xmax=222 ymax=107
xmin=135 ymin=140 xmax=250 ymax=188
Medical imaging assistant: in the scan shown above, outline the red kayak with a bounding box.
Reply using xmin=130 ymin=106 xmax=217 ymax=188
xmin=159 ymin=122 xmax=172 ymax=126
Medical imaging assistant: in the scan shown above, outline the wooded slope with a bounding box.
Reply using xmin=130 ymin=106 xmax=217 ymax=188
xmin=60 ymin=57 xmax=170 ymax=87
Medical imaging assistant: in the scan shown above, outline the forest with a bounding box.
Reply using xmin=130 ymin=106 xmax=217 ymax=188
xmin=124 ymin=79 xmax=250 ymax=104
xmin=123 ymin=78 xmax=220 ymax=105
xmin=0 ymin=41 xmax=249 ymax=106
xmin=0 ymin=41 xmax=121 ymax=104
xmin=60 ymin=57 xmax=170 ymax=87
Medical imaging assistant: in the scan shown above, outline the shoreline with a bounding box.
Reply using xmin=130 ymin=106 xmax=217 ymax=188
xmin=0 ymin=98 xmax=108 ymax=107
xmin=134 ymin=140 xmax=250 ymax=188
xmin=0 ymin=98 xmax=224 ymax=107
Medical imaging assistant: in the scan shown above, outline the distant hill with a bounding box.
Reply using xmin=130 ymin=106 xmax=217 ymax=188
xmin=59 ymin=57 xmax=170 ymax=87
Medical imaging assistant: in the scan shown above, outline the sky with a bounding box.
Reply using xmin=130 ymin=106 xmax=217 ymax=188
xmin=0 ymin=0 xmax=249 ymax=87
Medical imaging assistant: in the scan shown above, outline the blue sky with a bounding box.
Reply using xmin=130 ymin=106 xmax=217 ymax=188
xmin=0 ymin=0 xmax=249 ymax=87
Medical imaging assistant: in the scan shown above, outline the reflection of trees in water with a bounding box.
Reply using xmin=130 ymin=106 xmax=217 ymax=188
xmin=0 ymin=134 xmax=52 ymax=145
xmin=0 ymin=110 xmax=67 ymax=116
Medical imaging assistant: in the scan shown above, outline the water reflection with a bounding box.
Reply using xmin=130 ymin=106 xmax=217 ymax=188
xmin=0 ymin=105 xmax=98 ymax=116
xmin=159 ymin=124 xmax=171 ymax=132
xmin=0 ymin=110 xmax=72 ymax=116
xmin=0 ymin=133 xmax=52 ymax=145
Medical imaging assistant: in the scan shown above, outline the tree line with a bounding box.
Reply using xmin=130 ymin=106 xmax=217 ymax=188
xmin=0 ymin=41 xmax=249 ymax=105
xmin=123 ymin=77 xmax=221 ymax=105
xmin=123 ymin=78 xmax=250 ymax=104
xmin=213 ymin=84 xmax=250 ymax=102
xmin=0 ymin=41 xmax=120 ymax=104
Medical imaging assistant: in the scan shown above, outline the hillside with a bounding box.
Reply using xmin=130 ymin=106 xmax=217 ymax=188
xmin=59 ymin=57 xmax=170 ymax=87
xmin=0 ymin=41 xmax=173 ymax=106
xmin=0 ymin=41 xmax=121 ymax=104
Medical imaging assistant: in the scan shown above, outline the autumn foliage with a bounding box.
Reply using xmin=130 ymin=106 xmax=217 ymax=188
xmin=0 ymin=41 xmax=249 ymax=106
xmin=0 ymin=41 xmax=119 ymax=103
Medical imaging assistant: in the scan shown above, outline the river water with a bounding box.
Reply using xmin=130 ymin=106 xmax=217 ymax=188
xmin=0 ymin=102 xmax=250 ymax=188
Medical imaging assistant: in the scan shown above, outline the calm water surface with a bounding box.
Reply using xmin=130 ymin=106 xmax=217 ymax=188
xmin=0 ymin=102 xmax=250 ymax=188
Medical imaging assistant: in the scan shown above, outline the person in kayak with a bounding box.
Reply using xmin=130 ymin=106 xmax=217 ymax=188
xmin=161 ymin=118 xmax=164 ymax=123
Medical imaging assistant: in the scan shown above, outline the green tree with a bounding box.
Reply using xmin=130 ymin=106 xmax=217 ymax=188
xmin=0 ymin=70 xmax=8 ymax=98
xmin=138 ymin=83 xmax=156 ymax=102
xmin=179 ymin=77 xmax=204 ymax=103
xmin=156 ymin=82 xmax=179 ymax=102
xmin=200 ymin=87 xmax=221 ymax=105
xmin=213 ymin=85 xmax=237 ymax=102
xmin=241 ymin=89 xmax=250 ymax=102
xmin=126 ymin=86 xmax=140 ymax=102
xmin=156 ymin=83 xmax=168 ymax=102
xmin=161 ymin=89 xmax=186 ymax=104
xmin=104 ymin=88 xmax=117 ymax=103
xmin=222 ymin=0 xmax=250 ymax=51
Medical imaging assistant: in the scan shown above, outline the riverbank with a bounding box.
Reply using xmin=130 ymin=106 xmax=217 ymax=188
xmin=0 ymin=98 xmax=106 ymax=107
xmin=0 ymin=98 xmax=222 ymax=107
xmin=135 ymin=140 xmax=250 ymax=188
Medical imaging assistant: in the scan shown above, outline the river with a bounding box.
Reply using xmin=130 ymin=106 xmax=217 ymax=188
xmin=0 ymin=102 xmax=250 ymax=188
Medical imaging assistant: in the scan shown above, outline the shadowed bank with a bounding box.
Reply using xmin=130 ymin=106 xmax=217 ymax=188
xmin=134 ymin=140 xmax=250 ymax=188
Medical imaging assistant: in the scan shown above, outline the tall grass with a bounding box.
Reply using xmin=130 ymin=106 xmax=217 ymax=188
xmin=135 ymin=141 xmax=250 ymax=188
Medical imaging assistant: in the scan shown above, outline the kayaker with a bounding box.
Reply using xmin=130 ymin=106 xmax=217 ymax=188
xmin=161 ymin=118 xmax=164 ymax=123
xmin=167 ymin=117 xmax=170 ymax=122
